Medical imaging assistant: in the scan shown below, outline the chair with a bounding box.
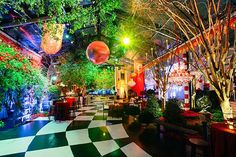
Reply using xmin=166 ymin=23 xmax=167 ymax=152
xmin=189 ymin=138 xmax=208 ymax=157
xmin=68 ymin=101 xmax=77 ymax=119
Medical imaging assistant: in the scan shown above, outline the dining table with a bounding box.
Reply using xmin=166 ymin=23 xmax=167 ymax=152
xmin=65 ymin=97 xmax=77 ymax=107
xmin=210 ymin=122 xmax=236 ymax=157
xmin=54 ymin=101 xmax=70 ymax=120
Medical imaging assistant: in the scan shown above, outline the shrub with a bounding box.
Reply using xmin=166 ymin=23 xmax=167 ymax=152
xmin=211 ymin=109 xmax=224 ymax=122
xmin=128 ymin=120 xmax=141 ymax=132
xmin=48 ymin=85 xmax=61 ymax=100
xmin=126 ymin=106 xmax=140 ymax=116
xmin=138 ymin=111 xmax=155 ymax=124
xmin=0 ymin=120 xmax=5 ymax=128
xmin=146 ymin=95 xmax=162 ymax=118
xmin=163 ymin=99 xmax=186 ymax=126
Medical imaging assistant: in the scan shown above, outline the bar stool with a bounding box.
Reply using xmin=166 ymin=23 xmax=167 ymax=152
xmin=189 ymin=138 xmax=208 ymax=157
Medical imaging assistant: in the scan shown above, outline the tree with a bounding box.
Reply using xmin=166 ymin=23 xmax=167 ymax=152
xmin=130 ymin=0 xmax=236 ymax=119
xmin=0 ymin=0 xmax=121 ymax=38
xmin=153 ymin=59 xmax=174 ymax=111
xmin=0 ymin=42 xmax=48 ymax=110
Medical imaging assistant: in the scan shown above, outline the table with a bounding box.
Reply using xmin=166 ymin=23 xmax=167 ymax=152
xmin=65 ymin=97 xmax=76 ymax=107
xmin=54 ymin=102 xmax=70 ymax=120
xmin=210 ymin=122 xmax=236 ymax=157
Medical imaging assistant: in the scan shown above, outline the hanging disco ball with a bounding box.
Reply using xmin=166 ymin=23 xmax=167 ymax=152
xmin=86 ymin=41 xmax=110 ymax=65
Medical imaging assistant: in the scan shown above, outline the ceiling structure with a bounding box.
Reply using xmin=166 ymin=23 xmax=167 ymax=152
xmin=0 ymin=0 xmax=235 ymax=66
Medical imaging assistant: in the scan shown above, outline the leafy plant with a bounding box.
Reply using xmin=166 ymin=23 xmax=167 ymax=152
xmin=163 ymin=99 xmax=186 ymax=126
xmin=48 ymin=85 xmax=61 ymax=100
xmin=0 ymin=120 xmax=5 ymax=128
xmin=211 ymin=109 xmax=224 ymax=122
xmin=138 ymin=111 xmax=155 ymax=124
xmin=146 ymin=94 xmax=162 ymax=118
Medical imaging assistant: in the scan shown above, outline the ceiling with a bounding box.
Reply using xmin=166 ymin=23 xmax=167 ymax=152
xmin=0 ymin=0 xmax=235 ymax=64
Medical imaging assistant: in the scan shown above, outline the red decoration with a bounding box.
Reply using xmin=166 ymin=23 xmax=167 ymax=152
xmin=130 ymin=72 xmax=137 ymax=78
xmin=181 ymin=110 xmax=199 ymax=118
xmin=131 ymin=72 xmax=145 ymax=96
xmin=86 ymin=41 xmax=110 ymax=65
xmin=230 ymin=16 xmax=236 ymax=30
xmin=41 ymin=23 xmax=65 ymax=54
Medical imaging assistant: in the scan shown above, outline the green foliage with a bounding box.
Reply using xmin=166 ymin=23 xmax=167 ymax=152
xmin=0 ymin=120 xmax=4 ymax=128
xmin=58 ymin=58 xmax=114 ymax=89
xmin=94 ymin=68 xmax=115 ymax=89
xmin=163 ymin=99 xmax=186 ymax=125
xmin=48 ymin=85 xmax=61 ymax=100
xmin=211 ymin=109 xmax=224 ymax=122
xmin=0 ymin=42 xmax=48 ymax=104
xmin=138 ymin=111 xmax=155 ymax=124
xmin=126 ymin=106 xmax=140 ymax=116
xmin=139 ymin=92 xmax=162 ymax=124
xmin=0 ymin=0 xmax=121 ymax=39
xmin=146 ymin=94 xmax=162 ymax=118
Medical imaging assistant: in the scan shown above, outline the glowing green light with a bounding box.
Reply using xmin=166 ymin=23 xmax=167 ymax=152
xmin=103 ymin=132 xmax=106 ymax=136
xmin=123 ymin=37 xmax=130 ymax=45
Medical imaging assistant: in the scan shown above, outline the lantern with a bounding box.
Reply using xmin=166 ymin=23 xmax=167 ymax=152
xmin=41 ymin=23 xmax=65 ymax=54
xmin=86 ymin=41 xmax=110 ymax=65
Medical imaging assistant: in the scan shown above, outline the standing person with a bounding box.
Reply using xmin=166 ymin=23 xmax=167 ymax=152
xmin=77 ymin=88 xmax=83 ymax=108
xmin=82 ymin=87 xmax=87 ymax=106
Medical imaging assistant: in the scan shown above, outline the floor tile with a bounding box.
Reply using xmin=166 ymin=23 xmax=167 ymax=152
xmin=36 ymin=121 xmax=72 ymax=135
xmin=93 ymin=115 xmax=107 ymax=120
xmin=88 ymin=120 xmax=106 ymax=128
xmin=93 ymin=140 xmax=120 ymax=156
xmin=66 ymin=129 xmax=91 ymax=145
xmin=0 ymin=152 xmax=25 ymax=157
xmin=70 ymin=143 xmax=101 ymax=157
xmin=106 ymin=120 xmax=123 ymax=125
xmin=85 ymin=110 xmax=97 ymax=113
xmin=33 ymin=117 xmax=50 ymax=121
xmin=0 ymin=121 xmax=49 ymax=140
xmin=115 ymin=138 xmax=132 ymax=147
xmin=121 ymin=142 xmax=151 ymax=157
xmin=88 ymin=126 xmax=112 ymax=142
xmin=66 ymin=121 xmax=90 ymax=131
xmin=103 ymin=149 xmax=127 ymax=157
xmin=107 ymin=124 xmax=129 ymax=139
xmin=75 ymin=112 xmax=82 ymax=116
xmin=0 ymin=136 xmax=34 ymax=156
xmin=95 ymin=112 xmax=108 ymax=116
xmin=107 ymin=117 xmax=122 ymax=120
xmin=27 ymin=132 xmax=68 ymax=151
xmin=78 ymin=107 xmax=94 ymax=111
xmin=74 ymin=116 xmax=94 ymax=121
xmin=79 ymin=112 xmax=96 ymax=116
xmin=25 ymin=146 xmax=73 ymax=157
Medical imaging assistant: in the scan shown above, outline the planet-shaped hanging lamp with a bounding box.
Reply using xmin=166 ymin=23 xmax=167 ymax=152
xmin=86 ymin=41 xmax=110 ymax=65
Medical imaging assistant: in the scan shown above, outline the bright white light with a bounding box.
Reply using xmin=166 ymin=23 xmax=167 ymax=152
xmin=123 ymin=37 xmax=130 ymax=45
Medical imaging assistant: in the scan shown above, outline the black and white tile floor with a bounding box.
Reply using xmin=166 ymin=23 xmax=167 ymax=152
xmin=0 ymin=105 xmax=151 ymax=157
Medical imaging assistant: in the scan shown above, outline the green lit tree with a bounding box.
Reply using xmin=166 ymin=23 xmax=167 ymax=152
xmin=0 ymin=42 xmax=48 ymax=110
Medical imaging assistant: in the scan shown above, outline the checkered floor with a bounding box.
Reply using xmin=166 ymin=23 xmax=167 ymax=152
xmin=0 ymin=104 xmax=151 ymax=157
